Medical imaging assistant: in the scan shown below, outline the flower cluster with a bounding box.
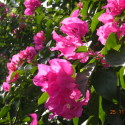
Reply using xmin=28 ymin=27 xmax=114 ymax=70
xmin=33 ymin=58 xmax=90 ymax=119
xmin=2 ymin=29 xmax=45 ymax=92
xmin=97 ymin=0 xmax=125 ymax=45
xmin=33 ymin=31 xmax=46 ymax=51
xmin=2 ymin=47 xmax=36 ymax=92
xmin=24 ymin=0 xmax=41 ymax=16
xmin=50 ymin=10 xmax=89 ymax=63
xmin=103 ymin=0 xmax=125 ymax=16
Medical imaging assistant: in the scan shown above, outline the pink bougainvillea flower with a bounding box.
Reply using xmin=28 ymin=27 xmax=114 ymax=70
xmin=2 ymin=82 xmax=11 ymax=92
xmin=24 ymin=7 xmax=34 ymax=16
xmin=102 ymin=0 xmax=125 ymax=16
xmin=10 ymin=53 xmax=22 ymax=65
xmin=33 ymin=31 xmax=46 ymax=51
xmin=34 ymin=44 xmax=43 ymax=51
xmin=33 ymin=31 xmax=45 ymax=44
xmin=33 ymin=64 xmax=67 ymax=96
xmin=20 ymin=46 xmax=36 ymax=63
xmin=50 ymin=32 xmax=78 ymax=55
xmin=24 ymin=0 xmax=41 ymax=8
xmin=19 ymin=50 xmax=27 ymax=60
xmin=96 ymin=22 xmax=119 ymax=45
xmin=30 ymin=113 xmax=38 ymax=125
xmin=33 ymin=64 xmax=52 ymax=91
xmin=70 ymin=88 xmax=82 ymax=100
xmin=50 ymin=31 xmax=89 ymax=63
xmin=33 ymin=70 xmax=76 ymax=97
xmin=25 ymin=46 xmax=36 ymax=63
xmin=98 ymin=12 xmax=114 ymax=24
xmin=81 ymin=90 xmax=90 ymax=105
xmin=33 ymin=58 xmax=75 ymax=96
xmin=60 ymin=17 xmax=89 ymax=37
xmin=118 ymin=23 xmax=125 ymax=37
xmin=68 ymin=52 xmax=89 ymax=63
xmin=7 ymin=62 xmax=17 ymax=72
xmin=49 ymin=59 xmax=76 ymax=92
xmin=49 ymin=58 xmax=74 ymax=76
xmin=24 ymin=0 xmax=41 ymax=16
xmin=4 ymin=46 xmax=37 ymax=91
xmin=71 ymin=9 xmax=80 ymax=17
xmin=45 ymin=95 xmax=83 ymax=119
xmin=51 ymin=14 xmax=88 ymax=64
xmin=33 ymin=58 xmax=90 ymax=119
xmin=9 ymin=47 xmax=36 ymax=65
xmin=52 ymin=31 xmax=83 ymax=47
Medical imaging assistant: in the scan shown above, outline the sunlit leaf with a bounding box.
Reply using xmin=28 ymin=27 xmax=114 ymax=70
xmin=38 ymin=92 xmax=48 ymax=105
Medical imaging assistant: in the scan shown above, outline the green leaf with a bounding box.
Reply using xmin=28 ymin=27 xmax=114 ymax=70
xmin=46 ymin=20 xmax=52 ymax=28
xmin=23 ymin=117 xmax=31 ymax=122
xmin=36 ymin=15 xmax=43 ymax=24
xmin=105 ymin=33 xmax=118 ymax=50
xmin=38 ymin=119 xmax=44 ymax=125
xmin=113 ymin=44 xmax=121 ymax=51
xmin=91 ymin=9 xmax=104 ymax=33
xmin=0 ymin=118 xmax=9 ymax=123
xmin=102 ymin=33 xmax=118 ymax=55
xmin=7 ymin=112 xmax=12 ymax=123
xmin=0 ymin=106 xmax=10 ymax=118
xmin=99 ymin=96 xmax=105 ymax=124
xmin=73 ymin=117 xmax=79 ymax=125
xmin=105 ymin=46 xmax=125 ymax=66
xmin=91 ymin=68 xmax=117 ymax=100
xmin=30 ymin=66 xmax=37 ymax=74
xmin=10 ymin=71 xmax=17 ymax=81
xmin=81 ymin=1 xmax=91 ymax=19
xmin=75 ymin=46 xmax=87 ymax=52
xmin=88 ymin=58 xmax=96 ymax=64
xmin=119 ymin=67 xmax=125 ymax=89
xmin=17 ymin=70 xmax=25 ymax=75
xmin=38 ymin=92 xmax=48 ymax=105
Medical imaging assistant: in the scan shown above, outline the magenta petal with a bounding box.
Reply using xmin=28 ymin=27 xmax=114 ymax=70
xmin=60 ymin=17 xmax=89 ymax=37
xmin=2 ymin=82 xmax=11 ymax=92
xmin=82 ymin=90 xmax=90 ymax=105
xmin=71 ymin=9 xmax=80 ymax=17
xmin=38 ymin=64 xmax=51 ymax=76
xmin=30 ymin=113 xmax=38 ymax=125
xmin=49 ymin=59 xmax=74 ymax=76
xmin=24 ymin=8 xmax=34 ymax=16
xmin=98 ymin=12 xmax=114 ymax=24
